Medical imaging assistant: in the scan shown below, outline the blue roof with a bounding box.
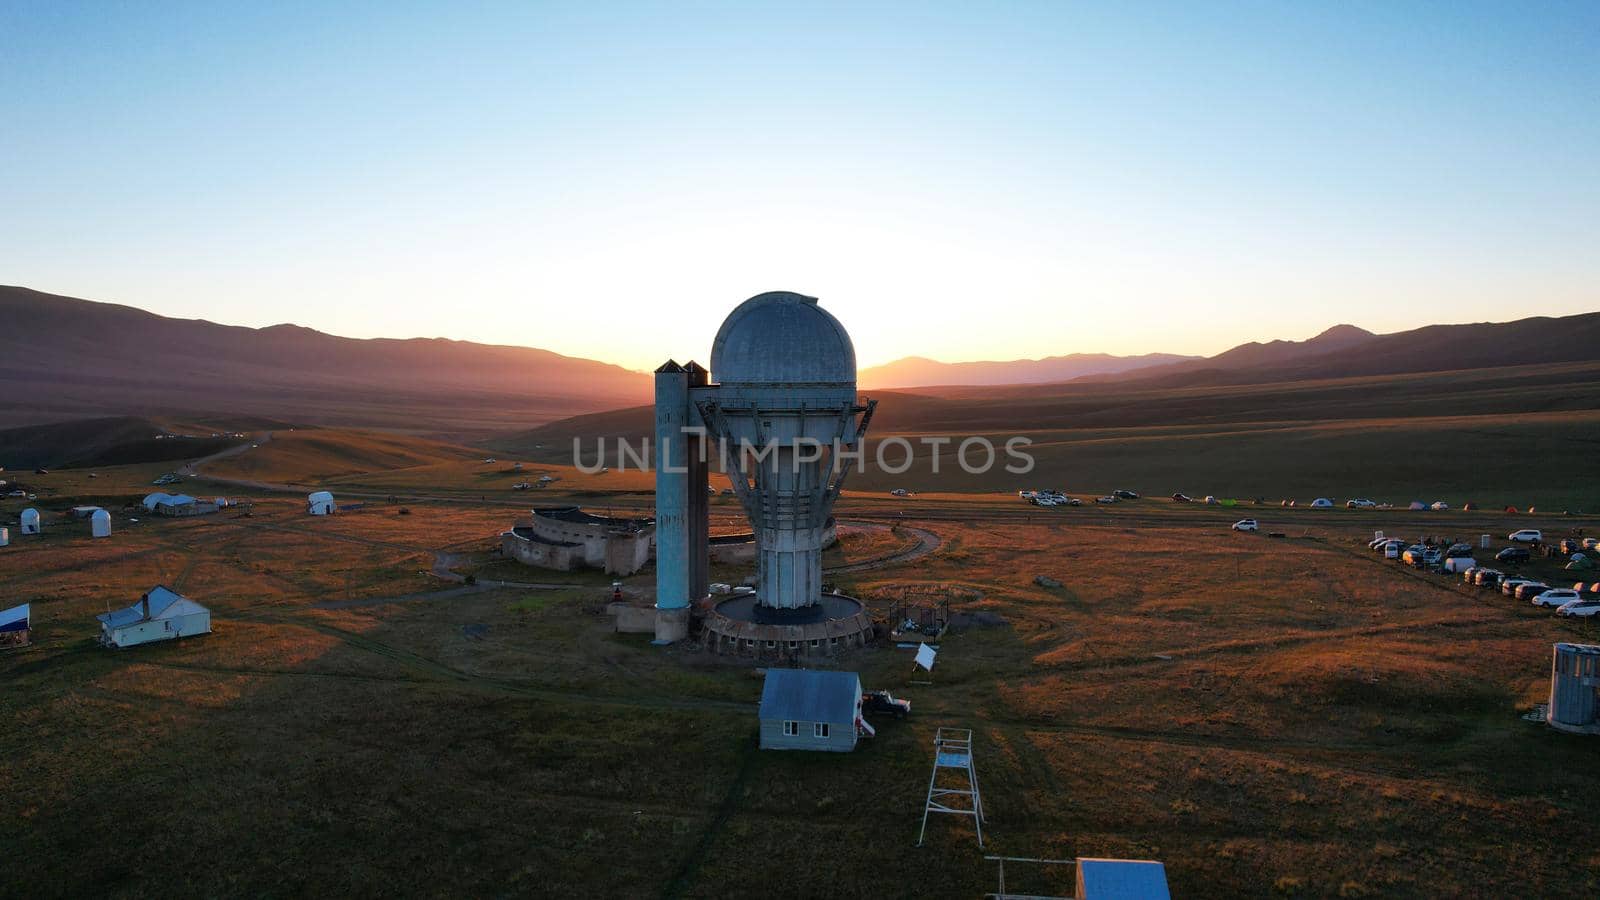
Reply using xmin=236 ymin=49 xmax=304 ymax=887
xmin=0 ymin=603 xmax=27 ymax=631
xmin=96 ymin=586 xmax=197 ymax=627
xmin=758 ymin=669 xmax=860 ymax=723
xmin=1078 ymin=859 xmax=1170 ymax=900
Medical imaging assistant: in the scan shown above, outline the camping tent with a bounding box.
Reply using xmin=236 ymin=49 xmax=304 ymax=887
xmin=19 ymin=508 xmax=40 ymax=534
xmin=1566 ymin=556 xmax=1594 ymax=571
xmin=96 ymin=586 xmax=210 ymax=649
xmin=1409 ymin=501 xmax=1427 ymax=511
xmin=90 ymin=509 xmax=111 ymax=538
xmin=307 ymin=491 xmax=335 ymax=516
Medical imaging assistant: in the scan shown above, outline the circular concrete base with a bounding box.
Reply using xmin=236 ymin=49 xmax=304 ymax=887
xmin=701 ymin=591 xmax=875 ymax=659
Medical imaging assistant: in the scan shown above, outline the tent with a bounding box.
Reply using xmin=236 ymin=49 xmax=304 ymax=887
xmin=0 ymin=602 xmax=29 ymax=649
xmin=307 ymin=491 xmax=335 ymax=516
xmin=1311 ymin=498 xmax=1334 ymax=508
xmin=90 ymin=509 xmax=111 ymax=538
xmin=19 ymin=508 xmax=40 ymax=534
xmin=1409 ymin=501 xmax=1427 ymax=511
xmin=97 ymin=586 xmax=211 ymax=649
xmin=1567 ymin=556 xmax=1594 ymax=571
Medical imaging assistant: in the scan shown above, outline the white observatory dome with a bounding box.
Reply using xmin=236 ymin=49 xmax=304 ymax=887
xmin=710 ymin=292 xmax=855 ymax=386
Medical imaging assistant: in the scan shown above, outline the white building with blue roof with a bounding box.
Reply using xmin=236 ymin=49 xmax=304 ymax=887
xmin=758 ymin=669 xmax=865 ymax=752
xmin=97 ymin=586 xmax=210 ymax=649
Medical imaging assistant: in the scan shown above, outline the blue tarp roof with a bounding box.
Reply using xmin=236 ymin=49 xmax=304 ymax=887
xmin=0 ymin=603 xmax=28 ymax=631
xmin=758 ymin=669 xmax=859 ymax=723
xmin=1078 ymin=859 xmax=1170 ymax=900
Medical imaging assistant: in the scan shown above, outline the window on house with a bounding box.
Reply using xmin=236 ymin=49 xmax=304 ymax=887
xmin=783 ymin=721 xmax=799 ymax=737
xmin=814 ymin=723 xmax=830 ymax=739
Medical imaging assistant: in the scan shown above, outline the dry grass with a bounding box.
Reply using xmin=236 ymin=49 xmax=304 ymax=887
xmin=3 ymin=479 xmax=1600 ymax=897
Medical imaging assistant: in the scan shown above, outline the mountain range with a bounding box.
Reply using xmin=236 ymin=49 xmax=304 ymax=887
xmin=858 ymin=352 xmax=1196 ymax=389
xmin=4 ymin=285 xmax=1597 ymax=435
xmin=0 ymin=286 xmax=650 ymax=433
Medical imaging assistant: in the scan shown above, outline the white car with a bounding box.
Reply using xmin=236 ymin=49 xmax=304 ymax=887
xmin=1557 ymin=598 xmax=1600 ymax=618
xmin=1532 ymin=588 xmax=1581 ymax=608
xmin=1430 ymin=501 xmax=1450 ymax=511
xmin=1347 ymin=499 xmax=1377 ymax=509
xmin=1383 ymin=540 xmax=1406 ymax=559
xmin=1508 ymin=529 xmax=1543 ymax=543
xmin=1232 ymin=519 xmax=1259 ymax=532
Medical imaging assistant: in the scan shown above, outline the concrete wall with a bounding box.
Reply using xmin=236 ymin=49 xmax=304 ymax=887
xmin=500 ymin=531 xmax=582 ymax=571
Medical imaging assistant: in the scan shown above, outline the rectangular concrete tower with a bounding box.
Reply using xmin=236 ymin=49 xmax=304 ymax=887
xmin=653 ymin=360 xmax=708 ymax=642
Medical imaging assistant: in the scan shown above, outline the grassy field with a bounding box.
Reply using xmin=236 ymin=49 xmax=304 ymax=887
xmin=4 ymin=463 xmax=1600 ymax=898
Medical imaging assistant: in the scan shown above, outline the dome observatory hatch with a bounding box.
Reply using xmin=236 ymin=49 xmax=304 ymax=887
xmin=709 ymin=291 xmax=856 ymax=386
xmin=650 ymin=291 xmax=878 ymax=654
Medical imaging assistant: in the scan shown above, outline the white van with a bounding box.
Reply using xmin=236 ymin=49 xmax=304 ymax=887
xmin=1508 ymin=529 xmax=1542 ymax=543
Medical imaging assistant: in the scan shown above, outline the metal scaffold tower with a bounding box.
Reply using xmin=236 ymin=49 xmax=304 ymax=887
xmin=917 ymin=727 xmax=986 ymax=847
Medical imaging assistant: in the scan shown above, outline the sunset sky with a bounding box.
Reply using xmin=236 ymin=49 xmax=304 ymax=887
xmin=3 ymin=1 xmax=1596 ymax=371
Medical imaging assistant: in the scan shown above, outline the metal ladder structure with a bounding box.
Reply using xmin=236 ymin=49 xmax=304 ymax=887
xmin=917 ymin=727 xmax=986 ymax=847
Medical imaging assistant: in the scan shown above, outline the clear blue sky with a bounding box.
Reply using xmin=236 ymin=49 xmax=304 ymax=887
xmin=3 ymin=1 xmax=1596 ymax=370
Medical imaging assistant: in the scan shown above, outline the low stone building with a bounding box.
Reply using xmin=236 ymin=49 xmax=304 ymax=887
xmin=501 ymin=506 xmax=654 ymax=576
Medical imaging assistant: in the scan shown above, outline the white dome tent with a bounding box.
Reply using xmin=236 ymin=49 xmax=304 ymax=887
xmin=90 ymin=508 xmax=111 ymax=538
xmin=19 ymin=508 xmax=40 ymax=535
xmin=307 ymin=491 xmax=335 ymax=516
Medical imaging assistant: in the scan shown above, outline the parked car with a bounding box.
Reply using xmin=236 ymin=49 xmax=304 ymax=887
xmin=1474 ymin=569 xmax=1503 ymax=588
xmin=1557 ymin=598 xmax=1600 ymax=618
xmin=1513 ymin=582 xmax=1551 ymax=601
xmin=1402 ymin=546 xmax=1429 ymax=566
xmin=1496 ymin=547 xmax=1531 ymax=563
xmin=1423 ymin=548 xmax=1442 ymax=567
xmin=1347 ymin=498 xmax=1377 ymax=509
xmin=1172 ymin=493 xmax=1193 ymax=503
xmin=1113 ymin=489 xmax=1140 ymax=500
xmin=862 ymin=689 xmax=911 ymax=718
xmin=1368 ymin=536 xmax=1392 ymax=550
xmin=1445 ymin=543 xmax=1474 ymax=559
xmin=1430 ymin=501 xmax=1450 ymax=511
xmin=1461 ymin=566 xmax=1480 ymax=583
xmin=890 ymin=489 xmax=909 ymax=497
xmin=1508 ymin=529 xmax=1543 ymax=543
xmin=1384 ymin=540 xmax=1407 ymax=560
xmin=1532 ymin=588 xmax=1581 ymax=608
xmin=1060 ymin=497 xmax=1083 ymax=506
xmin=1558 ymin=538 xmax=1581 ymax=556
xmin=1232 ymin=519 xmax=1259 ymax=532
xmin=1501 ymin=577 xmax=1535 ymax=596
xmin=1095 ymin=496 xmax=1118 ymax=504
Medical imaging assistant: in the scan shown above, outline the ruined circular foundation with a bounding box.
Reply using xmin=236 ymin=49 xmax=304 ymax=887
xmin=700 ymin=591 xmax=875 ymax=659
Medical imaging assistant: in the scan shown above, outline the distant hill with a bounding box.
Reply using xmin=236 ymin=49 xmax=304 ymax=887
xmin=0 ymin=415 xmax=264 ymax=469
xmin=1107 ymin=314 xmax=1600 ymax=389
xmin=858 ymin=352 xmax=1194 ymax=389
xmin=0 ymin=286 xmax=651 ymax=432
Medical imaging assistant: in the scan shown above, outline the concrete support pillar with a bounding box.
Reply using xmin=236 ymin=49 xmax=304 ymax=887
xmin=655 ymin=362 xmax=691 ymax=635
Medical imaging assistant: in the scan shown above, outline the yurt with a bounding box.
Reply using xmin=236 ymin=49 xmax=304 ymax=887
xmin=19 ymin=508 xmax=40 ymax=535
xmin=307 ymin=491 xmax=335 ymax=516
xmin=90 ymin=508 xmax=112 ymax=538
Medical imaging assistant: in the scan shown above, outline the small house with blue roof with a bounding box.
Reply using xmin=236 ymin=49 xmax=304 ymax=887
xmin=758 ymin=669 xmax=863 ymax=752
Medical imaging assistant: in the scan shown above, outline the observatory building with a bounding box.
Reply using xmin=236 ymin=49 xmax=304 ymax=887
xmin=1548 ymin=642 xmax=1600 ymax=735
xmin=653 ymin=292 xmax=875 ymax=655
